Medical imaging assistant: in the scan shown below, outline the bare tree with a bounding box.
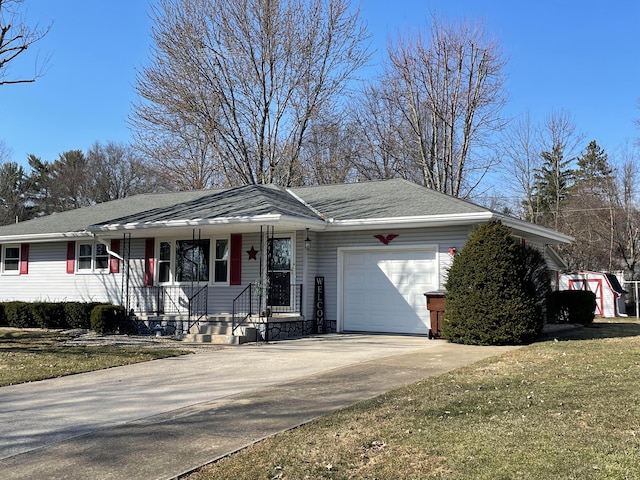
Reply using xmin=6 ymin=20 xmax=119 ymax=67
xmin=349 ymin=82 xmax=418 ymax=182
xmin=0 ymin=0 xmax=50 ymax=85
xmin=499 ymin=112 xmax=542 ymax=220
xmin=298 ymin=116 xmax=358 ymax=185
xmin=0 ymin=139 xmax=12 ymax=163
xmin=610 ymin=143 xmax=640 ymax=278
xmin=374 ymin=14 xmax=506 ymax=198
xmin=131 ymin=0 xmax=370 ymax=188
xmin=87 ymin=142 xmax=158 ymax=201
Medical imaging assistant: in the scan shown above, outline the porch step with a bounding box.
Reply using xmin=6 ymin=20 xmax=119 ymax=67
xmin=181 ymin=321 xmax=256 ymax=345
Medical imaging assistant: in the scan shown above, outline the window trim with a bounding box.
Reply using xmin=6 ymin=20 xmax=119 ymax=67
xmin=75 ymin=241 xmax=110 ymax=274
xmin=1 ymin=244 xmax=21 ymax=275
xmin=213 ymin=236 xmax=230 ymax=285
xmin=156 ymin=237 xmax=218 ymax=286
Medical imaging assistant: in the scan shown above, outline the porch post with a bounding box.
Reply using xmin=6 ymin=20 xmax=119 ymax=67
xmin=260 ymin=226 xmax=269 ymax=315
xmin=302 ymin=230 xmax=309 ymax=322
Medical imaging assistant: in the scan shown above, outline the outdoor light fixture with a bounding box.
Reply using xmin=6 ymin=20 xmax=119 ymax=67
xmin=449 ymin=246 xmax=456 ymax=255
xmin=305 ymin=228 xmax=311 ymax=250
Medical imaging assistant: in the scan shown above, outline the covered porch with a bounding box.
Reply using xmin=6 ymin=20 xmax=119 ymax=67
xmin=84 ymin=184 xmax=328 ymax=343
xmin=130 ymin=281 xmax=311 ymax=343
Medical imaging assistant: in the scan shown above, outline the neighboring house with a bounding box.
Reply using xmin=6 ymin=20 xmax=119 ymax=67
xmin=0 ymin=179 xmax=572 ymax=339
xmin=559 ymin=271 xmax=627 ymax=317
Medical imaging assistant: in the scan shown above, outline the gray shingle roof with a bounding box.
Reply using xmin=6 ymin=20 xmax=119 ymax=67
xmin=0 ymin=179 xmax=490 ymax=238
xmin=0 ymin=190 xmax=217 ymax=236
xmin=90 ymin=184 xmax=323 ymax=227
xmin=291 ymin=179 xmax=488 ymax=220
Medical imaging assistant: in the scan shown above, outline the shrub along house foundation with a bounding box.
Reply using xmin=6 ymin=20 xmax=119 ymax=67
xmin=0 ymin=180 xmax=572 ymax=343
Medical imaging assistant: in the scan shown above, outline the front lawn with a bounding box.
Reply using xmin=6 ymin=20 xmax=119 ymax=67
xmin=190 ymin=319 xmax=640 ymax=479
xmin=0 ymin=328 xmax=189 ymax=386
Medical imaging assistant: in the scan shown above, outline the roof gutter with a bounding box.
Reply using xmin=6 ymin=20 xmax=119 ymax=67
xmin=498 ymin=215 xmax=574 ymax=244
xmin=87 ymin=214 xmax=285 ymax=232
xmin=86 ymin=214 xmax=328 ymax=232
xmin=0 ymin=231 xmax=92 ymax=244
xmin=327 ymin=212 xmax=495 ymax=230
xmin=327 ymin=211 xmax=573 ymax=244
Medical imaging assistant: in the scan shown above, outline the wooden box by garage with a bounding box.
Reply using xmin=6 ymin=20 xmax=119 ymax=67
xmin=424 ymin=291 xmax=446 ymax=339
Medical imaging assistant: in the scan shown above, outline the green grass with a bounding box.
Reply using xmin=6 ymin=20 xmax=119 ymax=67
xmin=190 ymin=319 xmax=640 ymax=479
xmin=0 ymin=328 xmax=190 ymax=386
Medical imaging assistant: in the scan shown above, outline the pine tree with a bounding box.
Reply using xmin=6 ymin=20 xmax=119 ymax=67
xmin=572 ymin=140 xmax=612 ymax=193
xmin=531 ymin=144 xmax=574 ymax=228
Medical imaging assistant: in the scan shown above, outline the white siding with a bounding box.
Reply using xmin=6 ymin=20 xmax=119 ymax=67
xmin=0 ymin=241 xmax=125 ymax=303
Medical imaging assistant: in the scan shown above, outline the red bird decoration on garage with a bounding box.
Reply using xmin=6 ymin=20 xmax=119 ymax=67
xmin=374 ymin=234 xmax=398 ymax=245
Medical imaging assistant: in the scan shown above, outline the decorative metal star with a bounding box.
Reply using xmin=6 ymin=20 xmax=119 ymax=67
xmin=247 ymin=245 xmax=258 ymax=260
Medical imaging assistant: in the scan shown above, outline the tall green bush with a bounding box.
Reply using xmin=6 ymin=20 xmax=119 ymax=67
xmin=0 ymin=303 xmax=6 ymax=326
xmin=31 ymin=302 xmax=66 ymax=329
xmin=4 ymin=302 xmax=34 ymax=328
xmin=64 ymin=302 xmax=101 ymax=329
xmin=442 ymin=221 xmax=543 ymax=345
xmin=522 ymin=244 xmax=552 ymax=322
xmin=90 ymin=305 xmax=126 ymax=334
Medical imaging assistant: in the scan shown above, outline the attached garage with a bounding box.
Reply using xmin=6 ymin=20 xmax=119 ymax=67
xmin=338 ymin=247 xmax=439 ymax=334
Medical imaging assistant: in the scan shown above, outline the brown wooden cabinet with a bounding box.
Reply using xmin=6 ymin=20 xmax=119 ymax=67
xmin=424 ymin=291 xmax=446 ymax=339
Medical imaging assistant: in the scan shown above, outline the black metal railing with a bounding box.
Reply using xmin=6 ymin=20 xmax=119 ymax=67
xmin=232 ymin=284 xmax=253 ymax=334
xmin=232 ymin=284 xmax=303 ymax=334
xmin=133 ymin=285 xmax=208 ymax=334
xmin=187 ymin=285 xmax=208 ymax=333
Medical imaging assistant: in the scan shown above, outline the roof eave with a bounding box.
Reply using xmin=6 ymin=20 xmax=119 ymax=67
xmin=498 ymin=215 xmax=574 ymax=244
xmin=0 ymin=231 xmax=92 ymax=244
xmin=326 ymin=212 xmax=494 ymax=230
xmin=87 ymin=214 xmax=327 ymax=233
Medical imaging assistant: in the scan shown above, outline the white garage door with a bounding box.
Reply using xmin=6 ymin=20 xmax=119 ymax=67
xmin=341 ymin=248 xmax=438 ymax=334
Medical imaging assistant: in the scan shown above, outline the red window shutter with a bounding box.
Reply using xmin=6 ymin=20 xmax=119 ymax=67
xmin=110 ymin=239 xmax=120 ymax=274
xmin=144 ymin=238 xmax=155 ymax=286
xmin=20 ymin=244 xmax=29 ymax=275
xmin=66 ymin=241 xmax=75 ymax=274
xmin=230 ymin=234 xmax=242 ymax=285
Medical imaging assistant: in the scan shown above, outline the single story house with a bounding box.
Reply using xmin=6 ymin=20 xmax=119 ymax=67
xmin=559 ymin=271 xmax=627 ymax=317
xmin=0 ymin=179 xmax=572 ymax=341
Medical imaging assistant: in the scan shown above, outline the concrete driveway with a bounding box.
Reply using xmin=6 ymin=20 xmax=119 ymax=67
xmin=0 ymin=334 xmax=517 ymax=479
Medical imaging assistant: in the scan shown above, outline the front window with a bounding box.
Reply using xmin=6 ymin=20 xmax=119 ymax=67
xmin=214 ymin=239 xmax=229 ymax=283
xmin=158 ymin=241 xmax=171 ymax=283
xmin=78 ymin=243 xmax=109 ymax=272
xmin=176 ymin=239 xmax=210 ymax=282
xmin=2 ymin=245 xmax=20 ymax=273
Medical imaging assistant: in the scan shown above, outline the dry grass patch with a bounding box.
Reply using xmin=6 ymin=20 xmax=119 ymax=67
xmin=0 ymin=328 xmax=189 ymax=386
xmin=190 ymin=319 xmax=640 ymax=479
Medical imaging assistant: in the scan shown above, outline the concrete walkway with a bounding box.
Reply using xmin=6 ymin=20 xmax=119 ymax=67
xmin=0 ymin=334 xmax=517 ymax=480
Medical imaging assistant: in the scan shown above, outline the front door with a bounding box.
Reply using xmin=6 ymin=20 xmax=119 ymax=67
xmin=268 ymin=237 xmax=292 ymax=307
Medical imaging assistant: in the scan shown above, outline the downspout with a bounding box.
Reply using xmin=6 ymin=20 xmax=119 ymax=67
xmin=95 ymin=237 xmax=124 ymax=260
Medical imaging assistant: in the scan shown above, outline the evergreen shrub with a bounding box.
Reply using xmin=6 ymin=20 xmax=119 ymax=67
xmin=4 ymin=302 xmax=34 ymax=328
xmin=31 ymin=302 xmax=66 ymax=329
xmin=0 ymin=303 xmax=6 ymax=326
xmin=90 ymin=304 xmax=126 ymax=334
xmin=547 ymin=290 xmax=596 ymax=325
xmin=441 ymin=221 xmax=543 ymax=345
xmin=522 ymin=244 xmax=552 ymax=322
xmin=64 ymin=302 xmax=101 ymax=329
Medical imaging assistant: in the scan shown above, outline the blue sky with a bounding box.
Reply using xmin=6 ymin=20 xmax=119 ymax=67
xmin=0 ymin=0 xmax=638 ymax=168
